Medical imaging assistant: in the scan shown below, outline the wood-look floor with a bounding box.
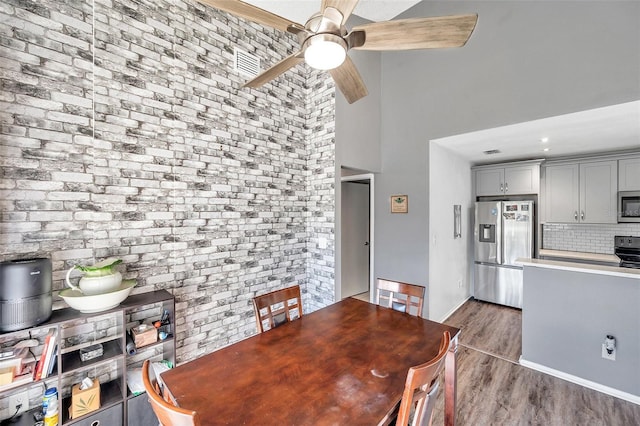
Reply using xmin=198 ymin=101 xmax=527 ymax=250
xmin=431 ymin=299 xmax=640 ymax=425
xmin=444 ymin=298 xmax=522 ymax=363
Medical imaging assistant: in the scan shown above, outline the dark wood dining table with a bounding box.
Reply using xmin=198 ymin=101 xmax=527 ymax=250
xmin=161 ymin=297 xmax=460 ymax=425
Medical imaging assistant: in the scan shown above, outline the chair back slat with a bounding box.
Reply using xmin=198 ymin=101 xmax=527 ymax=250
xmin=396 ymin=331 xmax=451 ymax=426
xmin=252 ymin=285 xmax=303 ymax=333
xmin=376 ymin=278 xmax=425 ymax=317
xmin=142 ymin=360 xmax=202 ymax=426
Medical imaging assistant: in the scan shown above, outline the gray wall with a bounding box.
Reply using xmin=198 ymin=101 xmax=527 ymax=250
xmin=522 ymin=266 xmax=640 ymax=397
xmin=369 ymin=0 xmax=640 ymax=317
xmin=334 ymin=14 xmax=382 ymax=299
xmin=0 ymin=0 xmax=336 ymax=363
xmin=428 ymin=143 xmax=473 ymax=320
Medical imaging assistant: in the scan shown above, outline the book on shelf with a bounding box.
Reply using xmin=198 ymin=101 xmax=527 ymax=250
xmin=41 ymin=329 xmax=57 ymax=379
xmin=35 ymin=329 xmax=56 ymax=381
xmin=46 ymin=345 xmax=57 ymax=378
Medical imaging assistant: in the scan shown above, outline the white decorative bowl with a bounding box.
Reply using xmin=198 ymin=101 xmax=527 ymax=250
xmin=75 ymin=272 xmax=123 ymax=295
xmin=59 ymin=280 xmax=135 ymax=313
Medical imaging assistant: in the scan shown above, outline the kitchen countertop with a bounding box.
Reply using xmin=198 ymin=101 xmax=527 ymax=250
xmin=516 ymin=257 xmax=640 ymax=279
xmin=538 ymin=249 xmax=620 ymax=264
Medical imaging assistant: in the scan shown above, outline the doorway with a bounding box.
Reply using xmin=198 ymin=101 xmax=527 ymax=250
xmin=341 ymin=174 xmax=374 ymax=301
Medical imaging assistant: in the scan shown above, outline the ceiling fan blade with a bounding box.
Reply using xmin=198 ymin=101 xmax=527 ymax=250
xmin=322 ymin=0 xmax=360 ymax=25
xmin=329 ymin=55 xmax=368 ymax=104
xmin=243 ymin=53 xmax=304 ymax=88
xmin=197 ymin=0 xmax=303 ymax=33
xmin=352 ymin=14 xmax=478 ymax=50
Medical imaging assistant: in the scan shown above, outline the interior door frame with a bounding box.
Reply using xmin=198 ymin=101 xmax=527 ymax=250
xmin=340 ymin=173 xmax=375 ymax=302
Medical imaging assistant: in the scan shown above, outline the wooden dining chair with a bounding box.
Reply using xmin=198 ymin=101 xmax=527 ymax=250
xmin=395 ymin=331 xmax=451 ymax=426
xmin=142 ymin=360 xmax=202 ymax=426
xmin=252 ymin=284 xmax=303 ymax=333
xmin=376 ymin=278 xmax=425 ymax=317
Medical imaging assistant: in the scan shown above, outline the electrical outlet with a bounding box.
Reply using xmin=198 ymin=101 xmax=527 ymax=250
xmin=9 ymin=390 xmax=29 ymax=416
xmin=457 ymin=279 xmax=463 ymax=288
xmin=602 ymin=344 xmax=616 ymax=361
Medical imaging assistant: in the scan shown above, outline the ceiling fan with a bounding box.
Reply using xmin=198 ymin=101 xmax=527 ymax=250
xmin=198 ymin=0 xmax=478 ymax=104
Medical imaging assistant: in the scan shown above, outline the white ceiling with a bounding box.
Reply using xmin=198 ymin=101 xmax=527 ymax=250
xmin=432 ymin=101 xmax=640 ymax=165
xmin=243 ymin=0 xmax=422 ymax=24
xmin=240 ymin=2 xmax=640 ymax=166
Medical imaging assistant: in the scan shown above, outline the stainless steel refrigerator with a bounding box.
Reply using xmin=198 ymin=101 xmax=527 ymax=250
xmin=474 ymin=200 xmax=534 ymax=309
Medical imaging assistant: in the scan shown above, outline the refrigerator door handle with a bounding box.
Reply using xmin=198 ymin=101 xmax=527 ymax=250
xmin=496 ymin=203 xmax=503 ymax=264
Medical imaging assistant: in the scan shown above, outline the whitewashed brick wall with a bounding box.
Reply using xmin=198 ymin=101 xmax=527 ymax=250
xmin=1 ymin=0 xmax=336 ymax=363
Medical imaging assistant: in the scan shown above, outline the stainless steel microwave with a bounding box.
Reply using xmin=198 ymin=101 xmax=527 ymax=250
xmin=618 ymin=191 xmax=640 ymax=222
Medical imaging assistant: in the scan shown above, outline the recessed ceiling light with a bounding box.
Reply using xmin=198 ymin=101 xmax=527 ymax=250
xmin=540 ymin=137 xmax=549 ymax=143
xmin=543 ymin=148 xmax=550 ymax=152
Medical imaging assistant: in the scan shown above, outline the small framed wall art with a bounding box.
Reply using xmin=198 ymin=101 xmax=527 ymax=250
xmin=391 ymin=195 xmax=408 ymax=213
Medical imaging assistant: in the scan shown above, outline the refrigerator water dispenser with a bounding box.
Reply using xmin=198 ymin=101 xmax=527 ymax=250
xmin=479 ymin=224 xmax=495 ymax=243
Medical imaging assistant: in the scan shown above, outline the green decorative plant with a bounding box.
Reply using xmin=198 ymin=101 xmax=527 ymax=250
xmin=74 ymin=258 xmax=122 ymax=277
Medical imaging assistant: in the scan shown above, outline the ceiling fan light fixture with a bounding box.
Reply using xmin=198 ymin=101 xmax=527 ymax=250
xmin=303 ymin=34 xmax=347 ymax=71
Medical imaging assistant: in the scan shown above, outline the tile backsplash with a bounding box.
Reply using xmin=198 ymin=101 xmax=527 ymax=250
xmin=542 ymin=223 xmax=640 ymax=254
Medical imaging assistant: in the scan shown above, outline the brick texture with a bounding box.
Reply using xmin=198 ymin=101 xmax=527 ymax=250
xmin=1 ymin=0 xmax=336 ymax=364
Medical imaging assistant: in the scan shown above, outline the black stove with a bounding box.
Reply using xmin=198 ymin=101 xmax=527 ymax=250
xmin=614 ymin=236 xmax=640 ymax=269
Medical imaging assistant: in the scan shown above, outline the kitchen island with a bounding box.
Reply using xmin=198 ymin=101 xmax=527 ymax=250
xmin=517 ymin=257 xmax=640 ymax=404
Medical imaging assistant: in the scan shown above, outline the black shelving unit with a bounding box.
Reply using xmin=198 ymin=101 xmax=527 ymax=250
xmin=0 ymin=290 xmax=175 ymax=426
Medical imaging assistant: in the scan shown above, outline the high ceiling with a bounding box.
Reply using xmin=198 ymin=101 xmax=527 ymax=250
xmin=243 ymin=0 xmax=422 ymax=23
xmin=432 ymin=101 xmax=640 ymax=165
xmin=238 ymin=2 xmax=640 ymax=165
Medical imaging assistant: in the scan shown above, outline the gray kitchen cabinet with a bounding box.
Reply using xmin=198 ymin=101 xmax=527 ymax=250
xmin=618 ymin=157 xmax=640 ymax=191
xmin=474 ymin=161 xmax=541 ymax=196
xmin=544 ymin=160 xmax=617 ymax=223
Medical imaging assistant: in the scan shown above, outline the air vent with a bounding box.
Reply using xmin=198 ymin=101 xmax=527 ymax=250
xmin=483 ymin=149 xmax=502 ymax=155
xmin=234 ymin=48 xmax=260 ymax=78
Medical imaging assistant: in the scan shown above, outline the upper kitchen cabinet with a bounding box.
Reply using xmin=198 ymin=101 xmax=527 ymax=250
xmin=618 ymin=157 xmax=640 ymax=191
xmin=543 ymin=160 xmax=617 ymax=223
xmin=474 ymin=161 xmax=541 ymax=196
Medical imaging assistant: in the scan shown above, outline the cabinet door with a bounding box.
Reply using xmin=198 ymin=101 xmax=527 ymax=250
xmin=475 ymin=168 xmax=505 ymax=196
xmin=580 ymin=160 xmax=617 ymax=223
xmin=544 ymin=164 xmax=579 ymax=223
xmin=619 ymin=157 xmax=640 ymax=191
xmin=504 ymin=164 xmax=539 ymax=195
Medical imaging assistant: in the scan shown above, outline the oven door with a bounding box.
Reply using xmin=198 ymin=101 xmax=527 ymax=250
xmin=614 ymin=247 xmax=640 ymax=268
xmin=618 ymin=191 xmax=640 ymax=223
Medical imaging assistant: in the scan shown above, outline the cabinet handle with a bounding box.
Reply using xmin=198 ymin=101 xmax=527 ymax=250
xmin=500 ymin=183 xmax=504 ymax=193
xmin=505 ymin=182 xmax=509 ymax=193
xmin=581 ymin=211 xmax=585 ymax=220
xmin=574 ymin=211 xmax=578 ymax=221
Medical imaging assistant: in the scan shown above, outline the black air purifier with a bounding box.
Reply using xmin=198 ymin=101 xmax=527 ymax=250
xmin=0 ymin=258 xmax=52 ymax=332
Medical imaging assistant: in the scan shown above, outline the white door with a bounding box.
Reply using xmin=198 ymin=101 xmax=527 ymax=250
xmin=341 ymin=181 xmax=370 ymax=298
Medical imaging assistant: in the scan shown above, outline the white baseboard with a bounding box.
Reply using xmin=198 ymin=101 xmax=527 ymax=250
xmin=437 ymin=296 xmax=472 ymax=323
xmin=519 ymin=357 xmax=640 ymax=406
